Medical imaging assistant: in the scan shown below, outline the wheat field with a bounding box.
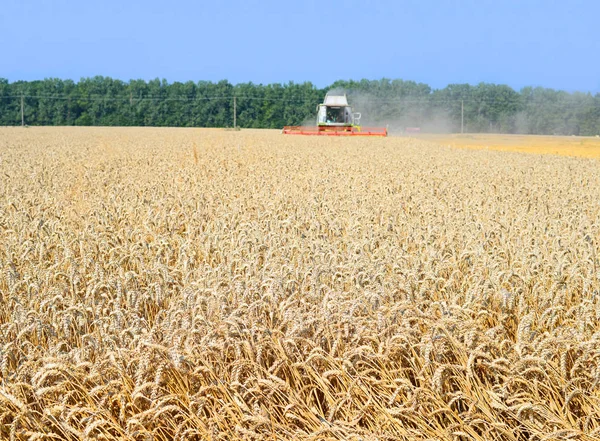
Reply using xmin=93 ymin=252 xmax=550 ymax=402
xmin=1 ymin=127 xmax=600 ymax=441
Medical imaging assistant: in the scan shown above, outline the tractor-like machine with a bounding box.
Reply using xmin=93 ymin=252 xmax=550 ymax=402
xmin=282 ymin=93 xmax=387 ymax=137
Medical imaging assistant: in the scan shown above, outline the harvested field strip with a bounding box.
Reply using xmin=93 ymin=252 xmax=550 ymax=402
xmin=417 ymin=133 xmax=600 ymax=159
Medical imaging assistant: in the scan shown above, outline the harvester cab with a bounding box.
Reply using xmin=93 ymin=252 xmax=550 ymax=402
xmin=283 ymin=93 xmax=387 ymax=136
xmin=317 ymin=94 xmax=360 ymax=126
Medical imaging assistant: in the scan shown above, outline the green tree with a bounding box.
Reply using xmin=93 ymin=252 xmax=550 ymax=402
xmin=0 ymin=76 xmax=597 ymax=134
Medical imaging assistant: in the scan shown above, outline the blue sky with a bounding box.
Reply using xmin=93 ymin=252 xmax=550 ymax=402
xmin=1 ymin=0 xmax=598 ymax=92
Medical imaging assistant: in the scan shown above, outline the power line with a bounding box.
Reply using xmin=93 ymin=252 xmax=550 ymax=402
xmin=0 ymin=94 xmax=321 ymax=103
xmin=0 ymin=94 xmax=598 ymax=108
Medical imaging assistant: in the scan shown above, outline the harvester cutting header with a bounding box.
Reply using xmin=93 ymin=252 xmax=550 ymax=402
xmin=283 ymin=93 xmax=387 ymax=137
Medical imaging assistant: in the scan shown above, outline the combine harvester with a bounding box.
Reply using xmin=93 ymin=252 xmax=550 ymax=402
xmin=283 ymin=93 xmax=387 ymax=137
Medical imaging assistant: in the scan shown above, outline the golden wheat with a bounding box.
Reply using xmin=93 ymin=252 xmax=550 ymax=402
xmin=0 ymin=126 xmax=599 ymax=440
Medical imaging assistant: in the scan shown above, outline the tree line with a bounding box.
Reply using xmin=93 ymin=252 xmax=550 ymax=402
xmin=1 ymin=77 xmax=599 ymax=135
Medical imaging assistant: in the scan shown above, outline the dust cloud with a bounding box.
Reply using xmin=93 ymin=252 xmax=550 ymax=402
xmin=325 ymin=88 xmax=455 ymax=135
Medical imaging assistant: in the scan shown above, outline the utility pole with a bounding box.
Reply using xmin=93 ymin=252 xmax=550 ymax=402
xmin=461 ymin=99 xmax=464 ymax=134
xmin=233 ymin=96 xmax=237 ymax=129
xmin=21 ymin=95 xmax=24 ymax=127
